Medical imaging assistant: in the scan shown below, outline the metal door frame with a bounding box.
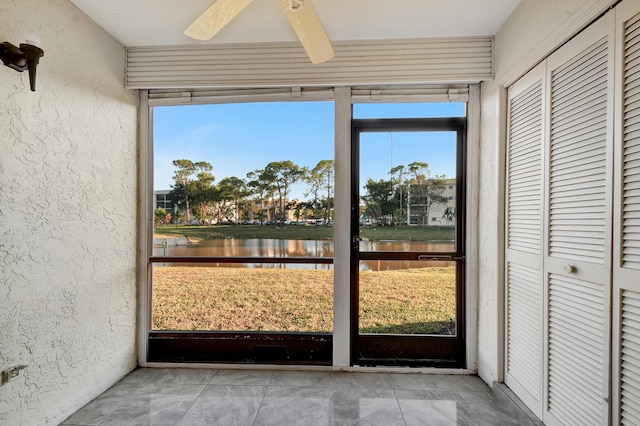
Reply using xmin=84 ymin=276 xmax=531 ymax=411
xmin=350 ymin=117 xmax=467 ymax=367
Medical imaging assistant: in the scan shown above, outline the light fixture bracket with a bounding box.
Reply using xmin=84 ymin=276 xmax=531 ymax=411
xmin=288 ymin=0 xmax=304 ymax=12
xmin=0 ymin=41 xmax=44 ymax=91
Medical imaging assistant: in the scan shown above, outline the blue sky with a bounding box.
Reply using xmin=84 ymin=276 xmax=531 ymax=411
xmin=154 ymin=101 xmax=464 ymax=200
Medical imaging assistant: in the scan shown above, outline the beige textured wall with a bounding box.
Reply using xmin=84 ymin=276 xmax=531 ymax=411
xmin=0 ymin=0 xmax=138 ymax=424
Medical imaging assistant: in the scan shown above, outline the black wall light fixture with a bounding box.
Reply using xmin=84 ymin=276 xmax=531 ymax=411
xmin=0 ymin=41 xmax=44 ymax=91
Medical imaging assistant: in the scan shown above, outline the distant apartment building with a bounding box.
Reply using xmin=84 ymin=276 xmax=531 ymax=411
xmin=407 ymin=179 xmax=456 ymax=226
xmin=154 ymin=190 xmax=172 ymax=212
xmin=153 ymin=190 xmax=303 ymax=224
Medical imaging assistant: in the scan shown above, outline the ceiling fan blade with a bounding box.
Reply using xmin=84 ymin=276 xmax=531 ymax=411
xmin=280 ymin=0 xmax=335 ymax=64
xmin=185 ymin=0 xmax=254 ymax=41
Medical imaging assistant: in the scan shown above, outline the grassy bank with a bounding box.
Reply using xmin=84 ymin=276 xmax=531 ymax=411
xmin=155 ymin=224 xmax=455 ymax=242
xmin=152 ymin=266 xmax=456 ymax=334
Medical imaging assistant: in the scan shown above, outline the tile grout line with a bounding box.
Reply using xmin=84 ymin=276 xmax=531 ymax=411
xmin=392 ymin=389 xmax=409 ymax=426
xmin=168 ymin=369 xmax=219 ymax=425
xmin=250 ymin=370 xmax=274 ymax=426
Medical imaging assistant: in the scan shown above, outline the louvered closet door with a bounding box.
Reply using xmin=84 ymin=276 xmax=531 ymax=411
xmin=543 ymin=12 xmax=614 ymax=426
xmin=504 ymin=63 xmax=545 ymax=418
xmin=613 ymin=2 xmax=640 ymax=425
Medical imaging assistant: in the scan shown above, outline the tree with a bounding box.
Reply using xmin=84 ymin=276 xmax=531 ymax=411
xmin=190 ymin=161 xmax=215 ymax=224
xmin=362 ymin=178 xmax=395 ymax=225
xmin=154 ymin=208 xmax=168 ymax=227
xmin=389 ymin=164 xmax=407 ymax=225
xmin=171 ymin=159 xmax=196 ymax=224
xmin=239 ymin=198 xmax=257 ymax=223
xmin=247 ymin=169 xmax=275 ymax=225
xmin=217 ymin=176 xmax=248 ymax=224
xmin=442 ymin=207 xmax=456 ymax=225
xmin=169 ymin=160 xmax=215 ymax=225
xmin=264 ymin=160 xmax=303 ymax=222
xmin=306 ymin=160 xmax=334 ymax=223
xmin=209 ymin=183 xmax=230 ymax=223
xmin=407 ymin=161 xmax=448 ymax=226
xmin=172 ymin=208 xmax=183 ymax=225
xmin=287 ymin=199 xmax=307 ymax=223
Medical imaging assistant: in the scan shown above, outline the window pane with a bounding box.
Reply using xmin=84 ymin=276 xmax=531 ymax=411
xmin=152 ymin=263 xmax=334 ymax=332
xmin=359 ymin=261 xmax=456 ymax=336
xmin=153 ymin=235 xmax=335 ymax=259
xmin=153 ymin=101 xmax=334 ymax=231
xmin=151 ymin=101 xmax=335 ymax=334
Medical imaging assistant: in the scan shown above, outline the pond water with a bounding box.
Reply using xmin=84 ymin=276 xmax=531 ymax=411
xmin=154 ymin=238 xmax=455 ymax=271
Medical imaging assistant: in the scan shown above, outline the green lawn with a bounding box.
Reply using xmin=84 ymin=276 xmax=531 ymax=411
xmin=155 ymin=224 xmax=454 ymax=242
xmin=152 ymin=224 xmax=456 ymax=335
xmin=152 ymin=266 xmax=456 ymax=335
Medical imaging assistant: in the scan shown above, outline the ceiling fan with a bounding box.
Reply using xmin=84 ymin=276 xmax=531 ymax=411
xmin=184 ymin=0 xmax=335 ymax=64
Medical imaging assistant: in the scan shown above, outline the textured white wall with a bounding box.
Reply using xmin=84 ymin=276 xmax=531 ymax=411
xmin=476 ymin=0 xmax=616 ymax=384
xmin=495 ymin=0 xmax=614 ymax=85
xmin=477 ymin=81 xmax=505 ymax=386
xmin=0 ymin=1 xmax=138 ymax=425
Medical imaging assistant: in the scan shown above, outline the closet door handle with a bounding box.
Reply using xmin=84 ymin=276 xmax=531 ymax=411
xmin=563 ymin=264 xmax=576 ymax=274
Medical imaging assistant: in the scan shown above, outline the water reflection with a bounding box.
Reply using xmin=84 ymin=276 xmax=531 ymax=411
xmin=359 ymin=240 xmax=455 ymax=252
xmin=154 ymin=238 xmax=454 ymax=271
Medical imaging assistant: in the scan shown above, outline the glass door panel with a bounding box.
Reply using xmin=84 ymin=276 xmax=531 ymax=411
xmin=359 ymin=260 xmax=456 ymax=335
xmin=358 ymin=131 xmax=458 ymax=252
xmin=351 ymin=118 xmax=466 ymax=367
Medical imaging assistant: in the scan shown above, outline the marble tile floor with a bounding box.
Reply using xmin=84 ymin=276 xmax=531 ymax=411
xmin=61 ymin=368 xmax=543 ymax=426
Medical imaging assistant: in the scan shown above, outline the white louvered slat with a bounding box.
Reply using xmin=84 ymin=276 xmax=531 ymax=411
xmin=617 ymin=13 xmax=640 ymax=424
xmin=504 ymin=64 xmax=544 ymax=418
xmin=508 ymin=82 xmax=542 ymax=254
xmin=548 ymin=274 xmax=605 ymax=426
xmin=624 ymin=14 xmax=640 ymax=270
xmin=127 ymin=37 xmax=493 ymax=89
xmin=546 ymin=25 xmax=610 ymax=426
xmin=549 ymin=38 xmax=609 ymax=264
xmin=621 ymin=290 xmax=640 ymax=425
xmin=507 ymin=262 xmax=541 ymax=400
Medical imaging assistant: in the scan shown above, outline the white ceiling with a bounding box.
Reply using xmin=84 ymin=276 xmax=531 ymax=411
xmin=68 ymin=0 xmax=521 ymax=47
